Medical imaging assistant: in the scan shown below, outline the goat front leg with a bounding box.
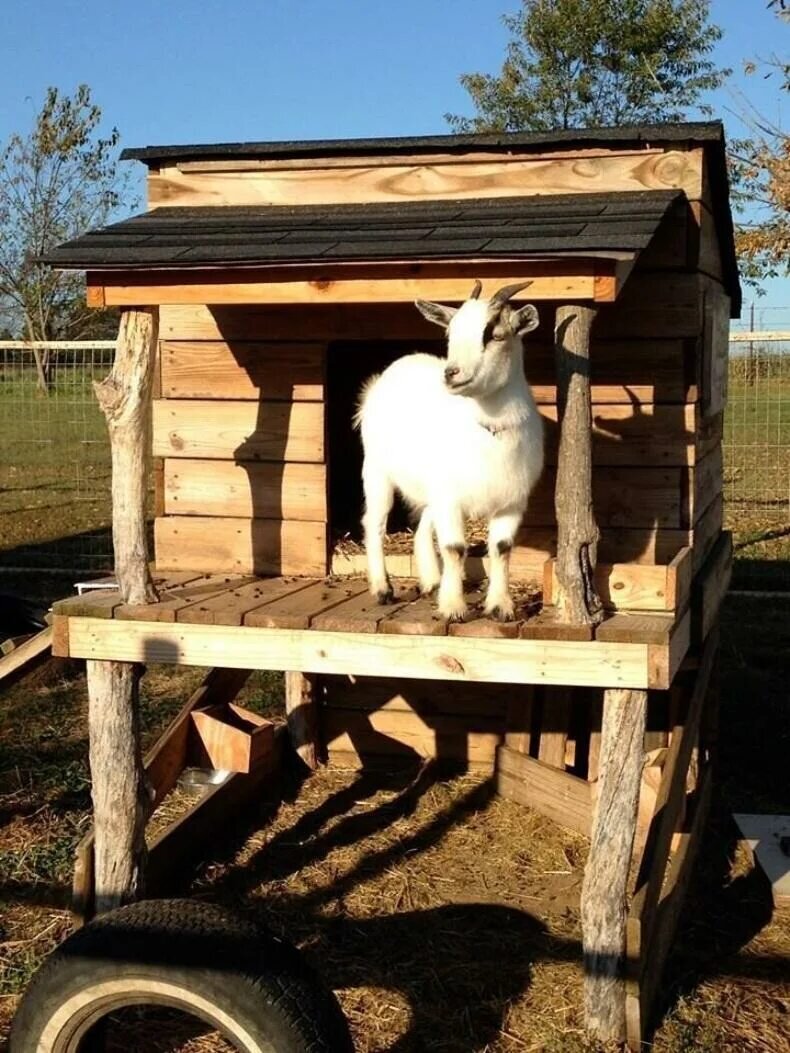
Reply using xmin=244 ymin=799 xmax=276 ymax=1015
xmin=433 ymin=506 xmax=467 ymax=622
xmin=414 ymin=509 xmax=440 ymax=596
xmin=362 ymin=470 xmax=394 ymax=604
xmin=485 ymin=510 xmax=523 ymax=621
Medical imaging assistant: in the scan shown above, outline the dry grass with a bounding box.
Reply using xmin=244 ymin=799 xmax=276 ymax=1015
xmin=0 ymin=595 xmax=788 ymax=1051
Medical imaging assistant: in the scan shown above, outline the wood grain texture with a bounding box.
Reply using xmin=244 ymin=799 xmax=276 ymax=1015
xmin=544 ymin=548 xmax=692 ymax=613
xmin=152 ymin=399 xmax=324 ymax=462
xmin=163 ymin=458 xmax=327 ymax=521
xmin=285 ymin=672 xmax=321 ymax=769
xmin=93 ymin=270 xmax=604 ymax=307
xmin=191 ymin=704 xmax=274 ymax=773
xmin=148 ymin=149 xmax=703 ymax=208
xmin=496 ymin=745 xmax=592 ymax=836
xmin=160 ymin=340 xmax=325 ymax=400
xmin=154 ymin=516 xmax=328 ymax=576
xmin=582 ymin=687 xmax=648 ymax=1042
xmin=95 ymin=308 xmax=159 ymax=605
xmin=65 ymin=616 xmax=654 ymax=688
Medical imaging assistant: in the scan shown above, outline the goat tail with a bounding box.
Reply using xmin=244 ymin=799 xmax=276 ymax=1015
xmin=352 ymin=373 xmax=380 ymax=432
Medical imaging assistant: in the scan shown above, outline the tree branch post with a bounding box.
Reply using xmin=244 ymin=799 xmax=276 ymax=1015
xmin=87 ymin=306 xmax=159 ymax=912
xmin=582 ymin=687 xmax=648 ymax=1042
xmin=554 ymin=304 xmax=604 ymax=626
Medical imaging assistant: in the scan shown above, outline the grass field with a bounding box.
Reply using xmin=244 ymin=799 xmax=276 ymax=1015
xmin=0 ymin=594 xmax=787 ymax=1051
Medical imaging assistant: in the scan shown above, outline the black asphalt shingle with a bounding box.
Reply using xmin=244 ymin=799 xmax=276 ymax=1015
xmin=43 ymin=190 xmax=683 ymax=271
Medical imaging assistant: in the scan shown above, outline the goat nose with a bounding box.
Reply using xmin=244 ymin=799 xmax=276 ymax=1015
xmin=444 ymin=365 xmax=460 ymax=382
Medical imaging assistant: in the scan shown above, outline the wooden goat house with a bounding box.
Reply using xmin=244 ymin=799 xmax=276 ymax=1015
xmin=47 ymin=120 xmax=738 ymax=1050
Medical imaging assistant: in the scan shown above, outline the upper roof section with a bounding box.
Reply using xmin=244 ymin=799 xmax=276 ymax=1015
xmin=121 ymin=121 xmax=726 ymax=166
xmin=43 ymin=190 xmax=681 ymax=270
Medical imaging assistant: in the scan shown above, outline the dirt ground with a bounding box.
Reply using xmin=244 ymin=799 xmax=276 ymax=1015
xmin=0 ymin=594 xmax=788 ymax=1051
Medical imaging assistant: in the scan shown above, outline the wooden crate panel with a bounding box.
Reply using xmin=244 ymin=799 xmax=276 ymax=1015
xmin=544 ymin=548 xmax=692 ymax=613
xmin=541 ymin=403 xmax=698 ymax=467
xmin=161 ymin=340 xmax=324 ymax=400
xmin=152 ymin=399 xmax=324 ymax=462
xmin=148 ymin=148 xmax=704 ymax=208
xmin=526 ymin=467 xmax=684 ymax=528
xmin=154 ymin=516 xmax=328 ymax=576
xmin=164 ymin=459 xmax=327 ymax=521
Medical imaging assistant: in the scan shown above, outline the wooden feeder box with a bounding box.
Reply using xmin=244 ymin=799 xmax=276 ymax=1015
xmin=190 ymin=703 xmax=274 ymax=773
xmin=47 ymin=119 xmax=740 ymax=1049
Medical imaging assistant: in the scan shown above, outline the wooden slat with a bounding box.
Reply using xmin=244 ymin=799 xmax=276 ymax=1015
xmin=92 ymin=268 xmax=606 ymax=307
xmin=323 ymin=708 xmax=502 ymax=767
xmin=647 ymin=609 xmax=691 ymax=690
xmin=323 ymin=676 xmax=511 ymax=719
xmin=160 ymin=340 xmax=324 ymax=400
xmin=65 ymin=616 xmax=655 ymax=688
xmin=538 ymin=688 xmax=574 ymax=768
xmin=378 ymin=596 xmax=449 ymax=636
xmin=544 ymin=549 xmax=692 ymax=613
xmin=701 ymin=287 xmax=730 ymax=418
xmin=540 ymin=403 xmax=698 ymax=467
xmin=496 ymin=745 xmax=593 ymax=837
xmin=177 ymin=576 xmax=315 ymax=625
xmin=691 ymin=494 xmax=723 ymax=573
xmin=690 ymin=447 xmax=723 ymax=527
xmin=526 ymin=468 xmax=684 ymax=529
xmin=154 ymin=516 xmax=328 ymax=577
xmin=311 ymin=582 xmax=419 ymax=633
xmin=694 ymin=532 xmax=732 ymax=645
xmin=114 ymin=574 xmax=251 ymax=623
xmin=148 ymin=148 xmax=703 ymax=208
xmin=0 ymin=627 xmax=52 ymax=687
xmin=152 ymin=399 xmax=324 ymax=462
xmin=163 ymin=459 xmax=327 ymax=521
xmin=504 ymin=686 xmax=536 ymax=754
xmin=595 ymin=274 xmax=705 ymax=340
xmin=244 ymin=579 xmax=368 ymax=629
xmin=595 ymin=613 xmax=676 ymax=645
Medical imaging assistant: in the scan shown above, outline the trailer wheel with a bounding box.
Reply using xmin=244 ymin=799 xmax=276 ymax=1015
xmin=10 ymin=899 xmax=352 ymax=1053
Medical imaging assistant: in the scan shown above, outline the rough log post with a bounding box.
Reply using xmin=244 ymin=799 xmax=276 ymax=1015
xmin=582 ymin=687 xmax=648 ymax=1042
xmin=87 ymin=307 xmax=159 ymax=912
xmin=285 ymin=672 xmax=321 ymax=770
xmin=554 ymin=304 xmax=604 ymax=626
xmin=94 ymin=308 xmax=159 ymax=604
xmin=87 ymin=660 xmax=149 ymax=912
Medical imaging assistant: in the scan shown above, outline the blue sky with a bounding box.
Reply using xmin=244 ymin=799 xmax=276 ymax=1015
xmin=1 ymin=0 xmax=786 ymax=315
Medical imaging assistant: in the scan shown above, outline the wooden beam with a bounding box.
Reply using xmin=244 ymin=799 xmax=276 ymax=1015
xmin=95 ymin=308 xmax=159 ymax=604
xmin=87 ymin=265 xmax=613 ymax=308
xmin=496 ymin=744 xmax=592 ymax=836
xmin=86 ymin=660 xmax=149 ymax=914
xmin=582 ymin=687 xmax=648 ymax=1043
xmin=285 ymin=672 xmax=321 ymax=770
xmin=64 ymin=616 xmax=655 ymax=688
xmin=554 ymin=304 xmax=604 ymax=626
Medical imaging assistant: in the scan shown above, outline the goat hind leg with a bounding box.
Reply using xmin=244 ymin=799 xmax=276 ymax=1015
xmin=414 ymin=509 xmax=440 ymax=595
xmin=362 ymin=472 xmax=394 ymax=603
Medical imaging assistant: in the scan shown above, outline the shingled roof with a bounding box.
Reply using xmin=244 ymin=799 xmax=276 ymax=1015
xmin=44 ymin=190 xmax=682 ymax=270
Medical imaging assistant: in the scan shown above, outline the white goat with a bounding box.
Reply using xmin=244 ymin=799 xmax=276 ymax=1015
xmin=356 ymin=280 xmax=544 ymax=622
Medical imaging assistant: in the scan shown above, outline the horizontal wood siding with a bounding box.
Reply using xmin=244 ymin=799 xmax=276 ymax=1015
xmin=161 ymin=341 xmax=324 ymax=400
xmin=148 ymin=147 xmax=704 ymax=209
xmin=164 ymin=459 xmax=327 ymax=521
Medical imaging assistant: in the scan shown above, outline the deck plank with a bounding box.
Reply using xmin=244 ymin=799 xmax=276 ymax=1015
xmin=379 ymin=595 xmax=448 ymax=636
xmin=312 ymin=582 xmax=419 ymax=633
xmin=115 ymin=575 xmax=254 ymax=622
xmin=244 ymin=579 xmax=368 ymax=629
xmin=177 ymin=576 xmax=315 ymax=625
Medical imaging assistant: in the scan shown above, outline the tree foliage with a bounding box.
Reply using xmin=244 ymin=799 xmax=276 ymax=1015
xmin=730 ymin=2 xmax=789 ymax=284
xmin=447 ymin=0 xmax=727 ymax=133
xmin=0 ymin=85 xmax=127 ymax=385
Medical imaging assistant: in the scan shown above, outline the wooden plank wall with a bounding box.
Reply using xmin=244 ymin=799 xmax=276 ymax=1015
xmin=153 ymin=335 xmax=330 ymax=575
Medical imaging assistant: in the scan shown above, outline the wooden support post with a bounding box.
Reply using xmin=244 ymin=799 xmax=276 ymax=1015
xmin=86 ymin=660 xmax=149 ymax=913
xmin=581 ymin=687 xmax=647 ymax=1042
xmin=285 ymin=671 xmax=321 ymax=770
xmin=554 ymin=304 xmax=604 ymax=626
xmin=94 ymin=307 xmax=159 ymax=605
xmin=87 ymin=307 xmax=159 ymax=912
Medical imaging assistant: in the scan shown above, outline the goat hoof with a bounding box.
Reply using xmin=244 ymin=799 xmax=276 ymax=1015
xmin=420 ymin=584 xmax=439 ymax=598
xmin=375 ymin=588 xmax=395 ymax=605
xmin=487 ymin=604 xmax=516 ymax=622
xmin=442 ymin=607 xmax=468 ymax=623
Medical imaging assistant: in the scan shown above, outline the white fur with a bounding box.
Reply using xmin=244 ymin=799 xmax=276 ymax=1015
xmin=356 ymin=286 xmax=544 ymax=621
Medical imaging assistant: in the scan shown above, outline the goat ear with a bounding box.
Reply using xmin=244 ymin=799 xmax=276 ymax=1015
xmin=510 ymin=303 xmax=539 ymax=336
xmin=414 ymin=300 xmax=457 ymax=329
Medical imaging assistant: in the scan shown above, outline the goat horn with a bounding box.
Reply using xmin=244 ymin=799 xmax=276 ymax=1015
xmin=469 ymin=279 xmax=483 ymax=300
xmin=489 ymin=281 xmax=533 ymax=309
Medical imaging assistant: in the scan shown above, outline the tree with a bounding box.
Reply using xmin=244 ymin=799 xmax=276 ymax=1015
xmin=0 ymin=86 xmax=128 ymax=391
xmin=730 ymin=1 xmax=789 ymax=284
xmin=447 ymin=0 xmax=728 ymax=133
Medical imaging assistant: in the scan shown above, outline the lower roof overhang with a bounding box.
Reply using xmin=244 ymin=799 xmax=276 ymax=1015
xmin=85 ymin=254 xmax=636 ymax=308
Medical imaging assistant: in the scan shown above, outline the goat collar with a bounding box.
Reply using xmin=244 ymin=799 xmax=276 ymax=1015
xmin=478 ymin=413 xmax=530 ymax=437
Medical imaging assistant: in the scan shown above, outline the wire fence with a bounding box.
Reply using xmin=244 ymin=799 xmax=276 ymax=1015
xmin=0 ymin=330 xmax=788 ymax=590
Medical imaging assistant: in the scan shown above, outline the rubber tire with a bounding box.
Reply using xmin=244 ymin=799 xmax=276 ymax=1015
xmin=10 ymin=899 xmax=353 ymax=1053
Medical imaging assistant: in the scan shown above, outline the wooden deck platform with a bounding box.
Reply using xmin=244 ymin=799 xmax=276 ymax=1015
xmin=52 ymin=572 xmax=689 ymax=690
